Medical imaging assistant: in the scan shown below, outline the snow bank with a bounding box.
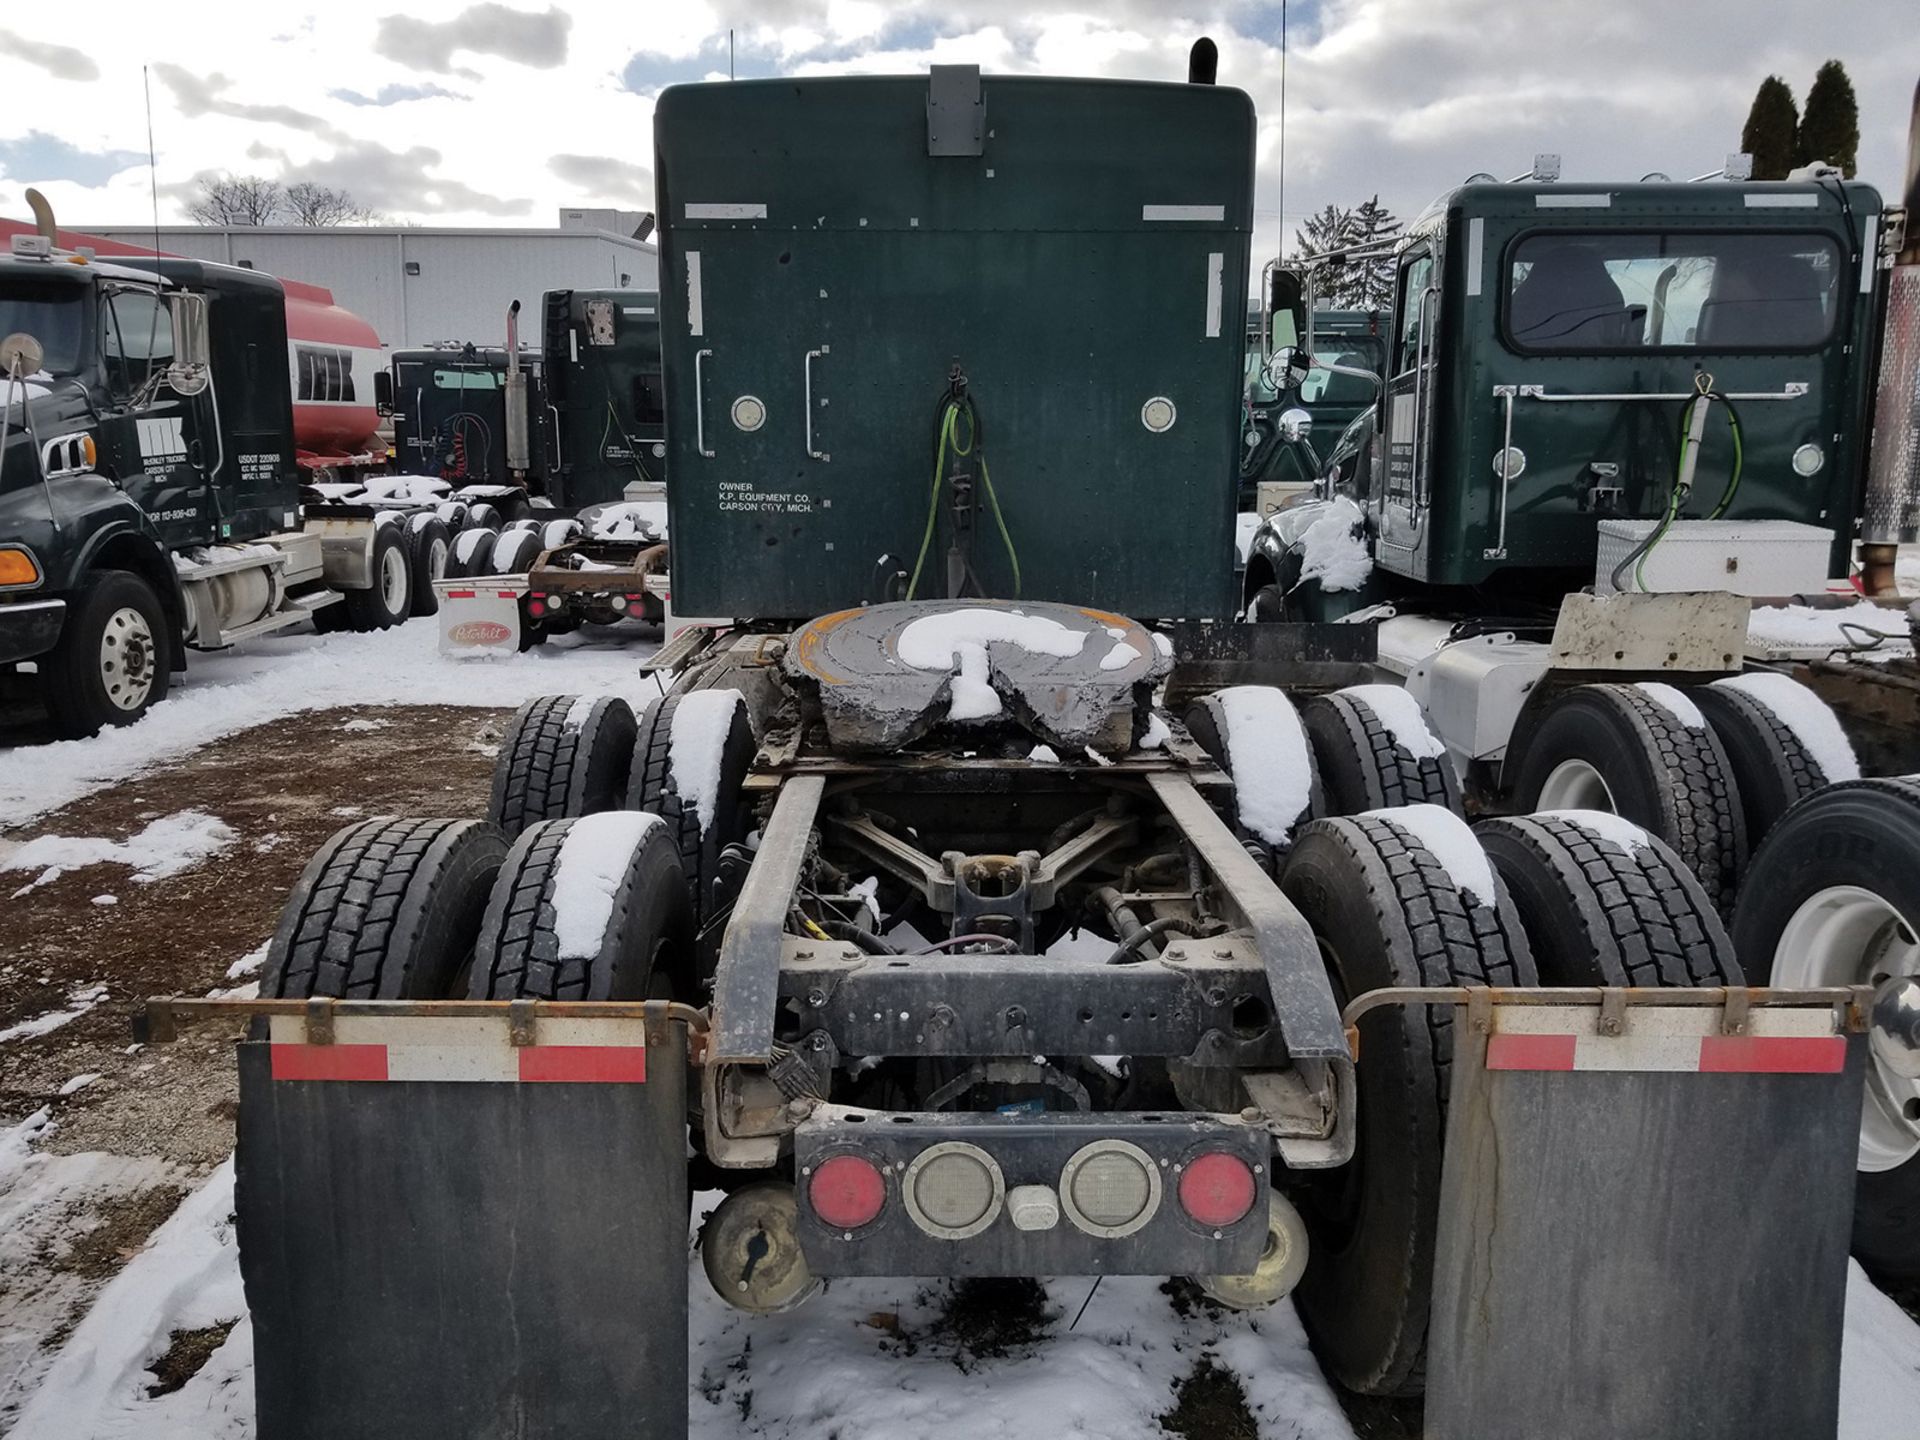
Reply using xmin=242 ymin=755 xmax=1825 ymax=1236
xmin=1296 ymin=496 xmax=1372 ymax=593
xmin=3 ymin=620 xmax=662 ymax=825
xmin=1714 ymin=672 xmax=1861 ymax=782
xmin=668 ymin=690 xmax=744 ymax=833
xmin=550 ymin=812 xmax=664 ymax=960
xmin=1840 ymin=1259 xmax=1920 ymax=1439
xmin=4 ymin=810 xmax=237 ymax=891
xmin=1538 ymin=809 xmax=1654 ymax=855
xmin=1366 ymin=804 xmax=1496 ymax=907
xmin=1341 ymin=684 xmax=1446 ymax=759
xmin=0 ymin=982 xmax=109 ymax=1045
xmin=897 ymin=608 xmax=1089 ymax=670
xmin=1636 ymin=681 xmax=1707 ymax=730
xmin=1215 ymin=687 xmax=1313 ymax=847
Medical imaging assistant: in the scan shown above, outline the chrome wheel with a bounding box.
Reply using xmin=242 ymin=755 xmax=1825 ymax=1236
xmin=1774 ymin=885 xmax=1920 ymax=1171
xmin=99 ymin=606 xmax=157 ymax=712
xmin=1536 ymin=757 xmax=1614 ymax=812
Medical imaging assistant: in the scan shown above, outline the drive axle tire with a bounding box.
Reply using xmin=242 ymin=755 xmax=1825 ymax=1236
xmin=344 ymin=524 xmax=413 ymax=631
xmin=262 ymin=817 xmax=507 ymax=999
xmin=406 ymin=515 xmax=453 ymax=618
xmin=1510 ymin=683 xmax=1745 ymax=916
xmin=627 ymin=689 xmax=755 ymax=926
xmin=468 ymin=814 xmax=694 ymax=1001
xmin=1304 ymin=685 xmax=1462 ymax=817
xmin=1184 ymin=686 xmax=1322 ymax=864
xmin=464 ymin=501 xmax=503 ymax=533
xmin=42 ymin=569 xmax=172 ymax=738
xmin=1694 ymin=674 xmax=1859 ymax=852
xmin=489 ymin=527 xmax=543 ymax=576
xmin=1731 ymin=778 xmax=1920 ymax=1285
xmin=488 ymin=694 xmax=638 ymax=836
xmin=1476 ymin=812 xmax=1740 ymax=987
xmin=448 ymin=525 xmax=499 ymax=578
xmin=1280 ymin=807 xmax=1536 ymax=1397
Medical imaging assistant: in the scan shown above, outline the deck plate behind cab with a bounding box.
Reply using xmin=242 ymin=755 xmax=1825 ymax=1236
xmin=784 ymin=599 xmax=1168 ymax=753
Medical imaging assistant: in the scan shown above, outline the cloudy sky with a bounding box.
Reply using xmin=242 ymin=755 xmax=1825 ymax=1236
xmin=0 ymin=0 xmax=1910 ymax=261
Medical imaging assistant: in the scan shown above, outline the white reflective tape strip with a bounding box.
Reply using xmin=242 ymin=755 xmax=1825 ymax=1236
xmin=1491 ymin=1005 xmax=1837 ymax=1040
xmin=1744 ymin=193 xmax=1820 ymax=208
xmin=569 ymin=329 xmax=578 ymax=363
xmin=1465 ymin=217 xmax=1484 ymax=297
xmin=1860 ymin=215 xmax=1878 ymax=291
xmin=1143 ymin=204 xmax=1226 ymax=222
xmin=1485 ymin=1002 xmax=1844 ymax=1073
xmin=685 ymin=203 xmax=767 ymax=220
xmin=266 ymin=1013 xmax=649 ymax=1082
xmin=686 ymin=251 xmax=704 ymax=336
xmin=1534 ymin=193 xmax=1611 ymax=208
xmin=1205 ymin=252 xmax=1224 ymax=337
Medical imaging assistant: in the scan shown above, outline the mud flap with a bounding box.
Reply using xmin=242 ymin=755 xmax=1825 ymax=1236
xmin=1425 ymin=999 xmax=1865 ymax=1440
xmin=234 ymin=1020 xmax=688 ymax=1440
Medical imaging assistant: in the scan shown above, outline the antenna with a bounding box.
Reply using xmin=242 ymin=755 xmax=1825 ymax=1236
xmin=1275 ymin=0 xmax=1287 ymax=264
xmin=143 ymin=64 xmax=164 ymax=389
xmin=730 ymin=29 xmax=735 ymax=81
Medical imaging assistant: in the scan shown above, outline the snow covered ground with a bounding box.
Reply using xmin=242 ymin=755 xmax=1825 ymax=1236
xmin=2 ymin=619 xmax=667 ymax=827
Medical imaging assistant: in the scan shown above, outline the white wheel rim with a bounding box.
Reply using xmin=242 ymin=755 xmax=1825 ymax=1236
xmin=427 ymin=537 xmax=449 ymax=583
xmin=99 ymin=606 xmax=156 ymax=711
xmin=1537 ymin=757 xmax=1614 ymax=812
xmin=380 ymin=545 xmax=408 ymax=611
xmin=1774 ymin=885 xmax=1920 ymax=1171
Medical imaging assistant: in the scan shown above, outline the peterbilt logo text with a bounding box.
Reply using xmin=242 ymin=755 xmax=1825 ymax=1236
xmin=448 ymin=620 xmax=513 ymax=645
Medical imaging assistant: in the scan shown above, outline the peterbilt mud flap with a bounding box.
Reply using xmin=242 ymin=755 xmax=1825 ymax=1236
xmin=233 ymin=1009 xmax=688 ymax=1440
xmin=433 ymin=575 xmax=526 ymax=653
xmin=1422 ymin=991 xmax=1865 ymax=1440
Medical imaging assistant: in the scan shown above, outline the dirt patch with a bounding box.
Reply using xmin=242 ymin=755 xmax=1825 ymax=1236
xmin=1159 ymin=1356 xmax=1259 ymax=1440
xmin=926 ymin=1278 xmax=1054 ymax=1369
xmin=46 ymin=1184 xmax=188 ymax=1278
xmin=145 ymin=1319 xmax=240 ymax=1398
xmin=1 ymin=704 xmax=506 ymax=1164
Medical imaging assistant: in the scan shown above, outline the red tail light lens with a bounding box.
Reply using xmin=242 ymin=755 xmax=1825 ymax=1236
xmin=1178 ymin=1152 xmax=1256 ymax=1228
xmin=527 ymin=597 xmax=546 ymax=618
xmin=809 ymin=1154 xmax=886 ymax=1230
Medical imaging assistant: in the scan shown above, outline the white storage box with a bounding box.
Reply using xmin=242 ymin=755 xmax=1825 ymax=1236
xmin=1594 ymin=519 xmax=1834 ymax=597
xmin=434 ymin=575 xmax=528 ymax=654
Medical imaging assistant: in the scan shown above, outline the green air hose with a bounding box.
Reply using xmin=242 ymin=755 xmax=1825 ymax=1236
xmin=1613 ymin=382 xmax=1745 ymax=593
xmin=906 ymin=394 xmax=1022 ymax=601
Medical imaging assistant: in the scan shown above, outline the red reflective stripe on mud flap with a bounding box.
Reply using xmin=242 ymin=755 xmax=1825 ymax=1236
xmin=445 ymin=589 xmax=477 ymax=599
xmin=1485 ymin=1033 xmax=1579 ymax=1071
xmin=271 ymin=1043 xmax=388 ymax=1081
xmin=517 ymin=1046 xmax=648 ymax=1083
xmin=1697 ymin=1035 xmax=1847 ymax=1074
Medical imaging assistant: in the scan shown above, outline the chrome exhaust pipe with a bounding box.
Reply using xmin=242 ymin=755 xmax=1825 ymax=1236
xmin=1861 ymin=75 xmax=1920 ymax=594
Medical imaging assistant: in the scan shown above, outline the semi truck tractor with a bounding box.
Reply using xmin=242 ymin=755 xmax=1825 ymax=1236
xmin=0 ymin=195 xmax=429 ymax=736
xmin=140 ymin=46 xmax=1919 ymax=1440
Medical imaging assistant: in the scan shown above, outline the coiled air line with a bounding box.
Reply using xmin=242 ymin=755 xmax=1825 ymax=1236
xmin=907 ymin=368 xmax=1022 ymax=600
xmin=1610 ymin=371 xmax=1745 ymax=593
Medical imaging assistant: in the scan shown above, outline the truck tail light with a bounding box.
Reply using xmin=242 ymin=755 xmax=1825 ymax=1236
xmin=808 ymin=1154 xmax=886 ymax=1230
xmin=527 ymin=595 xmax=547 ymax=618
xmin=1059 ymin=1139 xmax=1162 ymax=1238
xmin=903 ymin=1142 xmax=1004 ymax=1239
xmin=1177 ymin=1151 xmax=1256 ymax=1228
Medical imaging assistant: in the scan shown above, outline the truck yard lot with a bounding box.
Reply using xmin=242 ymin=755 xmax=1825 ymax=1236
xmin=1 ymin=620 xmax=1919 ymax=1438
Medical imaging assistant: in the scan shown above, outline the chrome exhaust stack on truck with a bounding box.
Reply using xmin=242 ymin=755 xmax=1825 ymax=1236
xmin=1861 ymin=77 xmax=1920 ymax=596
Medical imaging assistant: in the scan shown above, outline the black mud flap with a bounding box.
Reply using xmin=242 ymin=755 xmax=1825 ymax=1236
xmin=1160 ymin=620 xmax=1376 ymax=710
xmin=1426 ymin=999 xmax=1865 ymax=1440
xmin=235 ymin=1022 xmax=688 ymax=1440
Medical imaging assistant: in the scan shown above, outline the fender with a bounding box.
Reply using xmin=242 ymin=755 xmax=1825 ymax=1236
xmin=63 ymin=500 xmax=190 ymax=667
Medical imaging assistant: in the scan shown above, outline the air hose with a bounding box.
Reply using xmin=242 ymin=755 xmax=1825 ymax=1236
xmin=1609 ymin=375 xmax=1745 ymax=593
xmin=906 ymin=382 xmax=1021 ymax=601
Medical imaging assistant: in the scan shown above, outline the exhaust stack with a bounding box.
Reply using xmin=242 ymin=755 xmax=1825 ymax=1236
xmin=24 ymin=187 xmax=56 ymax=244
xmin=504 ymin=299 xmax=529 ymax=480
xmin=1861 ymin=76 xmax=1920 ymax=594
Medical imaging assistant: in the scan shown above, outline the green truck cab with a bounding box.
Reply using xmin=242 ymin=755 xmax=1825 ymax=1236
xmin=541 ymin=288 xmax=665 ymax=506
xmin=1245 ymin=177 xmax=1883 ymax=615
xmin=1241 ymin=305 xmax=1385 ymax=502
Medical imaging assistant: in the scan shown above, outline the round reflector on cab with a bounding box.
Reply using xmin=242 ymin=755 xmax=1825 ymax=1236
xmin=1177 ymin=1151 xmax=1256 ymax=1228
xmin=903 ymin=1141 xmax=1005 ymax=1239
xmin=1059 ymin=1139 xmax=1162 ymax=1238
xmin=808 ymin=1154 xmax=886 ymax=1230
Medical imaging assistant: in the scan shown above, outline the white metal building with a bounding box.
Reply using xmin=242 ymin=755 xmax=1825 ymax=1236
xmin=84 ymin=216 xmax=658 ymax=353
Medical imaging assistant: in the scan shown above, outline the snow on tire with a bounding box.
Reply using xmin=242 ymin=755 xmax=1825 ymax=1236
xmin=627 ymin=688 xmax=756 ymax=927
xmin=1302 ymin=683 xmax=1462 ymax=816
xmin=1183 ymin=686 xmax=1321 ymax=863
xmin=1510 ymin=683 xmax=1745 ymax=916
xmin=468 ymin=813 xmax=694 ymax=1001
xmin=1476 ymin=811 xmax=1740 ymax=987
xmin=1732 ymin=777 xmax=1920 ymax=1285
xmin=448 ymin=525 xmax=499 ymax=578
xmin=490 ymin=527 xmax=543 ymax=575
xmin=1694 ymin=673 xmax=1860 ymax=851
xmin=1280 ymin=805 xmax=1535 ymax=1397
xmin=263 ymin=817 xmax=507 ymax=999
xmin=488 ymin=694 xmax=639 ymax=836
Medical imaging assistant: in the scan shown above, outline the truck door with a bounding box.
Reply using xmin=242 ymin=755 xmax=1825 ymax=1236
xmin=100 ymin=287 xmax=215 ymax=548
xmin=1378 ymin=248 xmax=1437 ymax=575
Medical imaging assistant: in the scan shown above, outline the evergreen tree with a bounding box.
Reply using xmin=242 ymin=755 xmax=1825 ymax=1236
xmin=1346 ymin=195 xmax=1400 ymax=309
xmin=1798 ymin=60 xmax=1860 ymax=175
xmin=1740 ymin=76 xmax=1800 ymax=181
xmin=1290 ymin=203 xmax=1357 ymax=268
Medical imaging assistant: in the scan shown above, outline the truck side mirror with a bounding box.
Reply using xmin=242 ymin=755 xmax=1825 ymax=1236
xmin=1267 ymin=269 xmax=1307 ymax=355
xmin=166 ymin=292 xmax=211 ymax=396
xmin=374 ymin=370 xmax=393 ymax=417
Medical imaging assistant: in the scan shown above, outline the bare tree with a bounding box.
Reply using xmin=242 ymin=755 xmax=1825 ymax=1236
xmin=284 ymin=181 xmax=378 ymax=226
xmin=187 ymin=174 xmax=284 ymax=225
